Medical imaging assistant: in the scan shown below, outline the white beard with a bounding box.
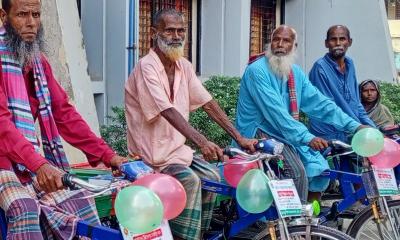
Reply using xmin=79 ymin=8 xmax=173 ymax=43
xmin=265 ymin=44 xmax=297 ymax=79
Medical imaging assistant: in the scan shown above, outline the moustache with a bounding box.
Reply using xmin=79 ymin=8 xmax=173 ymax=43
xmin=332 ymin=47 xmax=344 ymax=51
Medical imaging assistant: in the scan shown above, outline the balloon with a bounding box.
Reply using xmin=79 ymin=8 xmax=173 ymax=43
xmin=236 ymin=169 xmax=273 ymax=213
xmin=115 ymin=186 xmax=163 ymax=234
xmin=223 ymin=156 xmax=259 ymax=187
xmin=369 ymin=138 xmax=400 ymax=168
xmin=133 ymin=173 xmax=187 ymax=220
xmin=351 ymin=128 xmax=384 ymax=157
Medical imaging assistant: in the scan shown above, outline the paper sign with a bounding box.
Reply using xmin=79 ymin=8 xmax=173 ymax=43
xmin=373 ymin=167 xmax=399 ymax=196
xmin=268 ymin=179 xmax=302 ymax=217
xmin=120 ymin=220 xmax=173 ymax=240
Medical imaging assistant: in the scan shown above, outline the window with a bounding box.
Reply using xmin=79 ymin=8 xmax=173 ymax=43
xmin=249 ymin=0 xmax=277 ymax=56
xmin=139 ymin=0 xmax=193 ymax=60
xmin=385 ymin=0 xmax=400 ymax=19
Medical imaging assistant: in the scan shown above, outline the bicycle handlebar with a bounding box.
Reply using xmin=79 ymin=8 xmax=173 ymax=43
xmin=322 ymin=140 xmax=353 ymax=157
xmin=62 ymin=173 xmax=111 ymax=193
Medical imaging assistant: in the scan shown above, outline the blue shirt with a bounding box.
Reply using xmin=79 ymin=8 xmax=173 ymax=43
xmin=309 ymin=54 xmax=375 ymax=142
xmin=235 ymin=56 xmax=360 ymax=180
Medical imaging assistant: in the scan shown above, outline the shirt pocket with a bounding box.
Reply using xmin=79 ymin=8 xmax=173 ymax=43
xmin=150 ymin=138 xmax=173 ymax=166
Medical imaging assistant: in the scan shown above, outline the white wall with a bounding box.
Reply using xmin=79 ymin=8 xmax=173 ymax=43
xmin=201 ymin=0 xmax=251 ymax=77
xmin=286 ymin=0 xmax=397 ymax=82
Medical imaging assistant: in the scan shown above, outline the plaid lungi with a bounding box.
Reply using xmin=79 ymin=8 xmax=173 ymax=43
xmin=161 ymin=157 xmax=220 ymax=240
xmin=0 ymin=170 xmax=100 ymax=240
xmin=256 ymin=130 xmax=308 ymax=203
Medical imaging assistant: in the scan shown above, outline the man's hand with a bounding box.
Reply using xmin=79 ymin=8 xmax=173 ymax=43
xmin=110 ymin=155 xmax=129 ymax=176
xmin=309 ymin=137 xmax=329 ymax=151
xmin=36 ymin=163 xmax=64 ymax=193
xmin=237 ymin=137 xmax=258 ymax=153
xmin=199 ymin=141 xmax=224 ymax=161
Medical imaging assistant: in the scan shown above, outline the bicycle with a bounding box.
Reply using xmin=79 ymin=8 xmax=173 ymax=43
xmin=202 ymin=146 xmax=354 ymax=240
xmin=0 ymin=160 xmax=168 ymax=240
xmin=318 ymin=139 xmax=400 ymax=240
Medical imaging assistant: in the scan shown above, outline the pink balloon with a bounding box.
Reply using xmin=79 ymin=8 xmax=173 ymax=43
xmin=133 ymin=173 xmax=187 ymax=220
xmin=223 ymin=156 xmax=259 ymax=187
xmin=369 ymin=138 xmax=400 ymax=169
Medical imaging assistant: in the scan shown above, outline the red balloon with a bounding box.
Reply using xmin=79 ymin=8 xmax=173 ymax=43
xmin=133 ymin=173 xmax=187 ymax=220
xmin=223 ymin=156 xmax=259 ymax=187
xmin=369 ymin=138 xmax=400 ymax=169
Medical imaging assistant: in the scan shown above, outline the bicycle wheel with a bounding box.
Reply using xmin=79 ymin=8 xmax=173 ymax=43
xmin=248 ymin=225 xmax=354 ymax=240
xmin=347 ymin=199 xmax=400 ymax=240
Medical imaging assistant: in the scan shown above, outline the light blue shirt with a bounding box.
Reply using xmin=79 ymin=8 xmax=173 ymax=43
xmin=235 ymin=56 xmax=361 ymax=180
xmin=309 ymin=54 xmax=375 ymax=142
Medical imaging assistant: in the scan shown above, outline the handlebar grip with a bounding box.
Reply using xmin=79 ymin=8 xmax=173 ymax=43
xmin=62 ymin=173 xmax=78 ymax=190
xmin=322 ymin=147 xmax=332 ymax=157
xmin=223 ymin=147 xmax=235 ymax=157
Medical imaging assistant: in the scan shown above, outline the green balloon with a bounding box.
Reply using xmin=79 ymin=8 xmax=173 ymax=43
xmin=115 ymin=186 xmax=164 ymax=234
xmin=236 ymin=169 xmax=274 ymax=214
xmin=351 ymin=128 xmax=384 ymax=157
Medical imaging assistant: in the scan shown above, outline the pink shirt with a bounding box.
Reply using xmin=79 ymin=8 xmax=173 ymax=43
xmin=125 ymin=49 xmax=212 ymax=169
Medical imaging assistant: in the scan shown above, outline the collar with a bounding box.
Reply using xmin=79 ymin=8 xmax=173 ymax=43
xmin=324 ymin=53 xmax=350 ymax=74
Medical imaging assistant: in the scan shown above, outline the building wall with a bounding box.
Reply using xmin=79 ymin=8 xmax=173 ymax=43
xmin=285 ymin=0 xmax=397 ymax=83
xmin=81 ymin=0 xmax=129 ymax=124
xmin=201 ymin=0 xmax=251 ymax=77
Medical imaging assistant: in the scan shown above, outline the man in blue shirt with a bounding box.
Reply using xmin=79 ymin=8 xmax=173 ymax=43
xmin=309 ymin=25 xmax=375 ymax=143
xmin=235 ymin=25 xmax=363 ymax=202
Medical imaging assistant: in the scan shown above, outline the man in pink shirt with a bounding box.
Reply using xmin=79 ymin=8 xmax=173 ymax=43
xmin=0 ymin=0 xmax=127 ymax=239
xmin=125 ymin=9 xmax=257 ymax=240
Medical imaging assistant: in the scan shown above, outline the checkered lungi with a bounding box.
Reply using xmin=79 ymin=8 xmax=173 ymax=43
xmin=0 ymin=170 xmax=100 ymax=240
xmin=256 ymin=130 xmax=308 ymax=203
xmin=161 ymin=157 xmax=220 ymax=240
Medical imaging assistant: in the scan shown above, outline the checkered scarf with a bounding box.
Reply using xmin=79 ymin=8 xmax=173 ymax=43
xmin=0 ymin=26 xmax=70 ymax=172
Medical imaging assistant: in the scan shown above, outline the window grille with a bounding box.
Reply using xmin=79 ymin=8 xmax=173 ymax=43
xmin=250 ymin=0 xmax=277 ymax=56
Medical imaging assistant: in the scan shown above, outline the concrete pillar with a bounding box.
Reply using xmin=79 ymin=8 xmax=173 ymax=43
xmin=42 ymin=0 xmax=101 ymax=164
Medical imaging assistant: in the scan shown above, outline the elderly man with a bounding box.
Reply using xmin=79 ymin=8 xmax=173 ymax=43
xmin=125 ymin=9 xmax=256 ymax=240
xmin=309 ymin=25 xmax=375 ymax=143
xmin=0 ymin=0 xmax=127 ymax=239
xmin=235 ymin=25 xmax=363 ymax=202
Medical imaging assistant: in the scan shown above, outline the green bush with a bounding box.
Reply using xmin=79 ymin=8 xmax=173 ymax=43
xmin=379 ymin=82 xmax=400 ymax=123
xmin=188 ymin=76 xmax=241 ymax=147
xmin=99 ymin=78 xmax=400 ymax=155
xmin=100 ymin=106 xmax=128 ymax=156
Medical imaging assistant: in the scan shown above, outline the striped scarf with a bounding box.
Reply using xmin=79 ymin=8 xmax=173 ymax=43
xmin=0 ymin=27 xmax=70 ymax=171
xmin=248 ymin=53 xmax=299 ymax=120
xmin=288 ymin=70 xmax=299 ymax=120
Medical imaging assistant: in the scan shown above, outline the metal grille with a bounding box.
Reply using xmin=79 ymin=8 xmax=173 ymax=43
xmin=250 ymin=0 xmax=277 ymax=56
xmin=139 ymin=0 xmax=192 ymax=60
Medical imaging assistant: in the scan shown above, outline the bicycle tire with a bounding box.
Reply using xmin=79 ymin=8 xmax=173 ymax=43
xmin=232 ymin=224 xmax=354 ymax=240
xmin=346 ymin=199 xmax=400 ymax=240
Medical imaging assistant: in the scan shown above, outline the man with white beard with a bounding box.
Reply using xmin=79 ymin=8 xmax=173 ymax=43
xmin=0 ymin=0 xmax=129 ymax=239
xmin=235 ymin=25 xmax=364 ymax=202
xmin=125 ymin=9 xmax=257 ymax=240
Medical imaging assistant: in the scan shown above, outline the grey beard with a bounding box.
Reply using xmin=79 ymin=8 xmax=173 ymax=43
xmin=4 ymin=24 xmax=45 ymax=67
xmin=265 ymin=44 xmax=296 ymax=79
